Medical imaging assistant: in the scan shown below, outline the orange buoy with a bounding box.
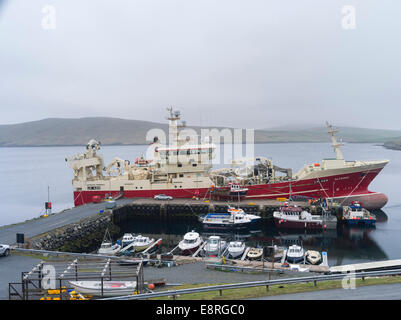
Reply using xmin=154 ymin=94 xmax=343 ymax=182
xmin=148 ymin=283 xmax=155 ymax=290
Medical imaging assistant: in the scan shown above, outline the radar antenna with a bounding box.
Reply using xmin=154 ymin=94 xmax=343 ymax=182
xmin=326 ymin=121 xmax=344 ymax=160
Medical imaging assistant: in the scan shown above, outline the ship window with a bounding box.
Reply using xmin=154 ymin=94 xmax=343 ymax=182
xmin=179 ymin=174 xmax=184 ymax=177
xmin=178 ymin=163 xmax=182 ymax=167
xmin=192 ymin=163 xmax=197 ymax=167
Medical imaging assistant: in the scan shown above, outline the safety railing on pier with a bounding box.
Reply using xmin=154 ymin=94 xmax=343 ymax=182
xmin=100 ymin=268 xmax=401 ymax=300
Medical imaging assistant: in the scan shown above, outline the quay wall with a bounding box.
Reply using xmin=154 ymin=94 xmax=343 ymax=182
xmin=22 ymin=199 xmax=341 ymax=253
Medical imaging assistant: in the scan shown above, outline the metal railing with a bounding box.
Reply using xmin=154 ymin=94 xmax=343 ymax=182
xmin=100 ymin=268 xmax=401 ymax=300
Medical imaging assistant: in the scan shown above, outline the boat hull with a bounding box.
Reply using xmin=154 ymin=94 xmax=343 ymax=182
xmin=273 ymin=217 xmax=323 ymax=230
xmin=286 ymin=256 xmax=305 ymax=264
xmin=228 ymin=249 xmax=245 ymax=259
xmin=68 ymin=281 xmax=137 ymax=297
xmin=179 ymin=244 xmax=201 ymax=256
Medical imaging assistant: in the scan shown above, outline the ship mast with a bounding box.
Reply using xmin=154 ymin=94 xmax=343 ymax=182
xmin=166 ymin=107 xmax=186 ymax=147
xmin=326 ymin=121 xmax=344 ymax=160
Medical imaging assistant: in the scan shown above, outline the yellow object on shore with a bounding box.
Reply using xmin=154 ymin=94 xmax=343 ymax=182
xmin=276 ymin=198 xmax=287 ymax=202
xmin=248 ymin=202 xmax=256 ymax=206
xmin=204 ymin=200 xmax=210 ymax=203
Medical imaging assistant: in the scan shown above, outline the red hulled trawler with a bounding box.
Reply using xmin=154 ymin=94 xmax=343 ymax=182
xmin=66 ymin=109 xmax=388 ymax=210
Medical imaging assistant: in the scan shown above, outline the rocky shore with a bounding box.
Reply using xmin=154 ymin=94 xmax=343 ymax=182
xmin=29 ymin=212 xmax=120 ymax=253
xmin=384 ymin=140 xmax=401 ymax=150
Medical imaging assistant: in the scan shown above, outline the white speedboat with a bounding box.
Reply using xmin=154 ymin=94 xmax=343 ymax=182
xmin=131 ymin=235 xmax=155 ymax=252
xmin=305 ymin=250 xmax=322 ymax=265
xmin=204 ymin=236 xmax=227 ymax=256
xmin=286 ymin=245 xmax=305 ymax=264
xmin=98 ymin=229 xmax=121 ymax=255
xmin=227 ymin=206 xmax=261 ymax=223
xmin=178 ymin=231 xmax=203 ymax=255
xmin=98 ymin=241 xmax=121 ymax=255
xmin=121 ymin=233 xmax=136 ymax=247
xmin=227 ymin=241 xmax=246 ymax=259
xmin=68 ymin=280 xmax=137 ymax=297
xmin=247 ymin=247 xmax=263 ymax=260
xmin=200 ymin=206 xmax=261 ymax=229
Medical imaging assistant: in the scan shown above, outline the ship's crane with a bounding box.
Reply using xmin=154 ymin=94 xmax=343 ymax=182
xmin=104 ymin=157 xmax=126 ymax=176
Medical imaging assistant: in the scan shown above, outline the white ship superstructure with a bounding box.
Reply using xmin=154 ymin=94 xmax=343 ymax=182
xmin=67 ymin=108 xmax=215 ymax=206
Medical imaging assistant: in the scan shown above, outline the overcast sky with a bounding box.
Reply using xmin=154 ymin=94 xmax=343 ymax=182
xmin=0 ymin=0 xmax=400 ymax=129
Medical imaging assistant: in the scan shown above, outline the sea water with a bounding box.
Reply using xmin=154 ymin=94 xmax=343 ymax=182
xmin=0 ymin=143 xmax=400 ymax=265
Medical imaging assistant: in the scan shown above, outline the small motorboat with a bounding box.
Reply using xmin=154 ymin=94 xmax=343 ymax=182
xmin=342 ymin=201 xmax=376 ymax=226
xmin=247 ymin=247 xmax=263 ymax=260
xmin=131 ymin=235 xmax=155 ymax=252
xmin=98 ymin=229 xmax=121 ymax=255
xmin=273 ymin=203 xmax=324 ymax=230
xmin=178 ymin=231 xmax=203 ymax=255
xmin=203 ymin=236 xmax=227 ymax=256
xmin=286 ymin=245 xmax=305 ymax=264
xmin=68 ymin=280 xmax=137 ymax=297
xmin=227 ymin=241 xmax=246 ymax=259
xmin=121 ymin=233 xmax=136 ymax=247
xmin=305 ymin=250 xmax=322 ymax=265
xmin=98 ymin=242 xmax=121 ymax=255
xmin=264 ymin=245 xmax=285 ymax=262
xmin=200 ymin=206 xmax=261 ymax=229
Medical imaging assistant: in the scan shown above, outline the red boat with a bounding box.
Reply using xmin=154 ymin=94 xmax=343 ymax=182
xmin=273 ymin=204 xmax=324 ymax=230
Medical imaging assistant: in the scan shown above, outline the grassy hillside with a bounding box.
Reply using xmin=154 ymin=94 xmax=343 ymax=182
xmin=1 ymin=117 xmax=401 ymax=147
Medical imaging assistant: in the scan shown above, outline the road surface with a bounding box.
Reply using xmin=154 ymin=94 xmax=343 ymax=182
xmin=255 ymin=283 xmax=401 ymax=300
xmin=0 ymin=199 xmax=134 ymax=245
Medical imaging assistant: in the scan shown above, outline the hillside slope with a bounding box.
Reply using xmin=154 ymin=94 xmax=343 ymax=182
xmin=1 ymin=117 xmax=401 ymax=147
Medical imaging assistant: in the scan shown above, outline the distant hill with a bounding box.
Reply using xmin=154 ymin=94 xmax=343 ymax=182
xmin=1 ymin=117 xmax=401 ymax=147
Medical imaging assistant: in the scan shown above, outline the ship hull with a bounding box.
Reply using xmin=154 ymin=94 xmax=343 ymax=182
xmin=73 ymin=163 xmax=387 ymax=210
xmin=274 ymin=217 xmax=323 ymax=230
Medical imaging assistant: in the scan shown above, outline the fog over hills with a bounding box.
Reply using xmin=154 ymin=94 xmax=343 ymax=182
xmin=1 ymin=117 xmax=401 ymax=147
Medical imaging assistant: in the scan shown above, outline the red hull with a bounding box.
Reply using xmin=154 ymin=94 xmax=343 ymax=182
xmin=274 ymin=217 xmax=323 ymax=230
xmin=73 ymin=166 xmax=387 ymax=210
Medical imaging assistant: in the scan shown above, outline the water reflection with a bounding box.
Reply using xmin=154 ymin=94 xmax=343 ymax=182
xmin=118 ymin=210 xmax=390 ymax=266
xmin=372 ymin=210 xmax=388 ymax=223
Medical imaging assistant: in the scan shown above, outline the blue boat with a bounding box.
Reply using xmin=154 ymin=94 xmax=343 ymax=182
xmin=342 ymin=201 xmax=376 ymax=226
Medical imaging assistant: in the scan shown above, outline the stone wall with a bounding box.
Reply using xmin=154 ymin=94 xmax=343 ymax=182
xmin=30 ymin=212 xmax=120 ymax=253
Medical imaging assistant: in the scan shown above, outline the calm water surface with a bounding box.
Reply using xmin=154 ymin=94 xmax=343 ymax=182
xmin=0 ymin=143 xmax=400 ymax=265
